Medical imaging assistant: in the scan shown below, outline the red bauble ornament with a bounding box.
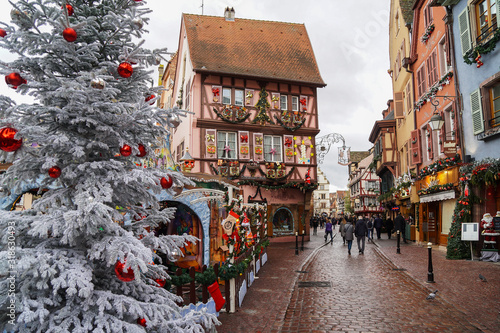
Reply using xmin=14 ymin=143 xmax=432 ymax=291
xmin=0 ymin=29 xmax=6 ymax=37
xmin=160 ymin=176 xmax=173 ymax=189
xmin=115 ymin=261 xmax=135 ymax=282
xmin=154 ymin=278 xmax=166 ymax=287
xmin=63 ymin=4 xmax=74 ymax=16
xmin=5 ymin=72 xmax=27 ymax=89
xmin=48 ymin=166 xmax=62 ymax=178
xmin=145 ymin=94 xmax=155 ymax=105
xmin=117 ymin=62 xmax=133 ymax=78
xmin=137 ymin=318 xmax=147 ymax=327
xmin=120 ymin=144 xmax=132 ymax=156
xmin=137 ymin=144 xmax=147 ymax=157
xmin=63 ymin=27 xmax=77 ymax=42
xmin=0 ymin=127 xmax=22 ymax=152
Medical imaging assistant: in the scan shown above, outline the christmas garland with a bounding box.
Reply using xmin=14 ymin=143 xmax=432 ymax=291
xmin=463 ymin=28 xmax=500 ymax=65
xmin=417 ymin=182 xmax=454 ymax=196
xmin=377 ymin=187 xmax=396 ymax=202
xmin=210 ymin=163 xmax=246 ymax=179
xmin=170 ymin=270 xmax=193 ymax=286
xmin=413 ymin=71 xmax=454 ymax=112
xmin=417 ymin=154 xmax=461 ymax=179
xmin=421 ymin=24 xmax=435 ymax=43
xmin=195 ymin=266 xmax=217 ymax=285
xmin=238 ymin=179 xmax=318 ymax=192
xmin=257 ymin=165 xmax=295 ymax=181
xmin=252 ymin=88 xmax=275 ymax=125
xmin=273 ymin=114 xmax=306 ymax=131
xmin=469 ymin=160 xmax=500 ymax=187
xmin=212 ymin=107 xmax=251 ymax=124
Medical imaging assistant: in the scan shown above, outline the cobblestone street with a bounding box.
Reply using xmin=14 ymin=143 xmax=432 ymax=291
xmin=217 ymin=231 xmax=500 ymax=333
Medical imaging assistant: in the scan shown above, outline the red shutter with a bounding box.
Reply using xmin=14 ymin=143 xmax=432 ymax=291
xmin=205 ymin=129 xmax=217 ymax=158
xmin=440 ymin=111 xmax=446 ymax=153
xmin=427 ymin=125 xmax=433 ymax=160
xmin=239 ymin=131 xmax=250 ymax=160
xmin=394 ymin=92 xmax=404 ymax=119
xmin=410 ymin=129 xmax=422 ymax=165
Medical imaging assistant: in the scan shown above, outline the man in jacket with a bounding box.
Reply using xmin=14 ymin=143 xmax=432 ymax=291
xmin=344 ymin=218 xmax=354 ymax=255
xmin=354 ymin=216 xmax=368 ymax=254
xmin=394 ymin=212 xmax=407 ymax=243
xmin=374 ymin=214 xmax=383 ymax=240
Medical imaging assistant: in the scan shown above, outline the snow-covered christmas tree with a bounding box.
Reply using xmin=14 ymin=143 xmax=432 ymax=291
xmin=0 ymin=0 xmax=219 ymax=331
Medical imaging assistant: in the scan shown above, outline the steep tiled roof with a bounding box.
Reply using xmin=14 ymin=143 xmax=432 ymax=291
xmin=400 ymin=0 xmax=415 ymax=25
xmin=349 ymin=151 xmax=371 ymax=164
xmin=182 ymin=14 xmax=325 ymax=86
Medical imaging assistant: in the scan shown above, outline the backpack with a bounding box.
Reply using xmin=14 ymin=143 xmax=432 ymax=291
xmin=367 ymin=220 xmax=373 ymax=229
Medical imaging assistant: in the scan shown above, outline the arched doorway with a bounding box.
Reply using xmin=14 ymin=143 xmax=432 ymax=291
xmin=272 ymin=207 xmax=294 ymax=236
xmin=157 ymin=201 xmax=203 ymax=271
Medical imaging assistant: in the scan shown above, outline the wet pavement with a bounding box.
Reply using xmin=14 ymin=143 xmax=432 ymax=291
xmin=217 ymin=230 xmax=500 ymax=333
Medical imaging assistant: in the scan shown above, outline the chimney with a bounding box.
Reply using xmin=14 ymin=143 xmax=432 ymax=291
xmin=224 ymin=7 xmax=235 ymax=21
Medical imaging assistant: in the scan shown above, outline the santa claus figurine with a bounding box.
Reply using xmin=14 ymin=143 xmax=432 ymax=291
xmin=481 ymin=213 xmax=499 ymax=249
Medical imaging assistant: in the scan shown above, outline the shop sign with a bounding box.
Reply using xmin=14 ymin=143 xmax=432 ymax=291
xmin=443 ymin=140 xmax=457 ymax=157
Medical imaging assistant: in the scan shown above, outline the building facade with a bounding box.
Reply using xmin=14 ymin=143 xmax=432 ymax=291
xmin=348 ymin=152 xmax=383 ymax=217
xmin=313 ymin=168 xmax=330 ymax=216
xmin=168 ymin=9 xmax=325 ymax=241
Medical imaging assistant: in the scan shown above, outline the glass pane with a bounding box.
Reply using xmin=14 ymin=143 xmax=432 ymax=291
xmin=217 ymin=132 xmax=226 ymax=158
xmin=264 ymin=135 xmax=272 ymax=161
xmin=273 ymin=136 xmax=282 ymax=162
xmin=228 ymin=132 xmax=236 ymax=159
xmin=234 ymin=90 xmax=243 ymax=106
xmin=292 ymin=96 xmax=298 ymax=111
xmin=222 ymin=88 xmax=231 ymax=105
xmin=280 ymin=95 xmax=287 ymax=110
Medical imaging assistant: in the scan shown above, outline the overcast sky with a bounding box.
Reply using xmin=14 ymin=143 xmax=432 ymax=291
xmin=0 ymin=0 xmax=393 ymax=192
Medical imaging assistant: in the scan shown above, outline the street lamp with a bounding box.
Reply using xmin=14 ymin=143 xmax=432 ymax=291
xmin=429 ymin=113 xmax=445 ymax=131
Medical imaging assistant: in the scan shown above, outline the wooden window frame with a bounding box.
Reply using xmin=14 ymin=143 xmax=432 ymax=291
xmin=222 ymin=88 xmax=231 ymax=105
xmin=479 ymin=72 xmax=500 ymax=131
xmin=281 ymin=94 xmax=288 ymax=110
xmin=234 ymin=89 xmax=244 ymax=106
xmin=217 ymin=131 xmax=238 ymax=160
xmin=417 ymin=64 xmax=427 ymax=100
xmin=291 ymin=96 xmax=299 ymax=112
xmin=264 ymin=135 xmax=283 ymax=162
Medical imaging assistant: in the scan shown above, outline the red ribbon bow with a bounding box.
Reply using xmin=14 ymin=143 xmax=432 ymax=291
xmin=300 ymin=98 xmax=306 ymax=106
xmin=212 ymin=88 xmax=220 ymax=96
xmin=284 ymin=138 xmax=293 ymax=147
xmin=240 ymin=134 xmax=248 ymax=143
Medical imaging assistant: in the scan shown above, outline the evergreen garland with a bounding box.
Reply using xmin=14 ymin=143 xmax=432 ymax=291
xmin=195 ymin=266 xmax=217 ymax=285
xmin=212 ymin=107 xmax=251 ymax=124
xmin=273 ymin=114 xmax=306 ymax=131
xmin=463 ymin=28 xmax=500 ymax=65
xmin=238 ymin=179 xmax=318 ymax=192
xmin=252 ymin=88 xmax=275 ymax=125
xmin=170 ymin=271 xmax=193 ymax=286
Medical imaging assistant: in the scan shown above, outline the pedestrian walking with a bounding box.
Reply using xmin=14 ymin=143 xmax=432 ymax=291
xmin=324 ymin=219 xmax=333 ymax=242
xmin=339 ymin=218 xmax=347 ymax=245
xmin=385 ymin=217 xmax=394 ymax=240
xmin=367 ymin=216 xmax=374 ymax=242
xmin=374 ymin=214 xmax=383 ymax=239
xmin=310 ymin=216 xmax=318 ymax=235
xmin=354 ymin=216 xmax=368 ymax=254
xmin=394 ymin=212 xmax=408 ymax=243
xmin=344 ymin=218 xmax=354 ymax=255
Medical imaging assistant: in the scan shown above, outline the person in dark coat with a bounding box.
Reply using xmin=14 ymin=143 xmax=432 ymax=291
xmin=385 ymin=217 xmax=394 ymax=240
xmin=374 ymin=214 xmax=383 ymax=239
xmin=354 ymin=216 xmax=368 ymax=254
xmin=344 ymin=218 xmax=354 ymax=255
xmin=394 ymin=212 xmax=408 ymax=243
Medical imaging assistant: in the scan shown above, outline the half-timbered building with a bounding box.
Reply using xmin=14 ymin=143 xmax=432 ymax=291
xmin=169 ymin=8 xmax=325 ymax=242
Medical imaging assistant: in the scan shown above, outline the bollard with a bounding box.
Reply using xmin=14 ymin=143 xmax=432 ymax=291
xmin=396 ymin=230 xmax=401 ymax=254
xmin=427 ymin=242 xmax=435 ymax=283
xmin=301 ymin=230 xmax=305 ymax=251
xmin=295 ymin=232 xmax=299 ymax=255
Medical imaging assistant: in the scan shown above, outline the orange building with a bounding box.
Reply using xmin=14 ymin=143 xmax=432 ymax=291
xmin=409 ymin=0 xmax=462 ymax=246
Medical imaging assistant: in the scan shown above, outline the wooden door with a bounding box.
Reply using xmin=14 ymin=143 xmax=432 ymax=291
xmin=427 ymin=202 xmax=439 ymax=244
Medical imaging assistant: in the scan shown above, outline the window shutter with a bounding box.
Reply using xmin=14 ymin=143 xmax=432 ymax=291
xmin=253 ymin=133 xmax=264 ymax=162
xmin=283 ymin=135 xmax=294 ymax=162
xmin=470 ymin=89 xmax=484 ymax=135
xmin=427 ymin=125 xmax=433 ymax=160
xmin=245 ymin=89 xmax=254 ymax=106
xmin=444 ymin=30 xmax=452 ymax=66
xmin=440 ymin=112 xmax=446 ymax=153
xmin=431 ymin=50 xmax=438 ymax=85
xmin=405 ymin=83 xmax=412 ymax=113
xmin=205 ymin=129 xmax=217 ymax=158
xmin=410 ymin=129 xmax=422 ymax=165
xmin=271 ymin=93 xmax=280 ymax=110
xmin=458 ymin=8 xmax=472 ymax=56
xmin=211 ymin=85 xmax=222 ymax=104
xmin=417 ymin=66 xmax=426 ymax=99
xmin=238 ymin=131 xmax=250 ymax=160
xmin=300 ymin=95 xmax=308 ymax=112
xmin=394 ymin=92 xmax=404 ymax=119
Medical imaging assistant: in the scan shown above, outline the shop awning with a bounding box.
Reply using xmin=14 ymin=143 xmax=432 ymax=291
xmin=420 ymin=190 xmax=455 ymax=203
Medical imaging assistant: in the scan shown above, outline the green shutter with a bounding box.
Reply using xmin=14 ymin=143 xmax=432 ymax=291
xmin=458 ymin=8 xmax=472 ymax=56
xmin=470 ymin=89 xmax=484 ymax=135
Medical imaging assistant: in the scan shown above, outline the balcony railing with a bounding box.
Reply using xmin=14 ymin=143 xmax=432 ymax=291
xmin=476 ymin=20 xmax=498 ymax=44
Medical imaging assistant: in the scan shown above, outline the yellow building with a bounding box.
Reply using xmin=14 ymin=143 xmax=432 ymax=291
xmin=389 ymin=0 xmax=417 ymax=227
